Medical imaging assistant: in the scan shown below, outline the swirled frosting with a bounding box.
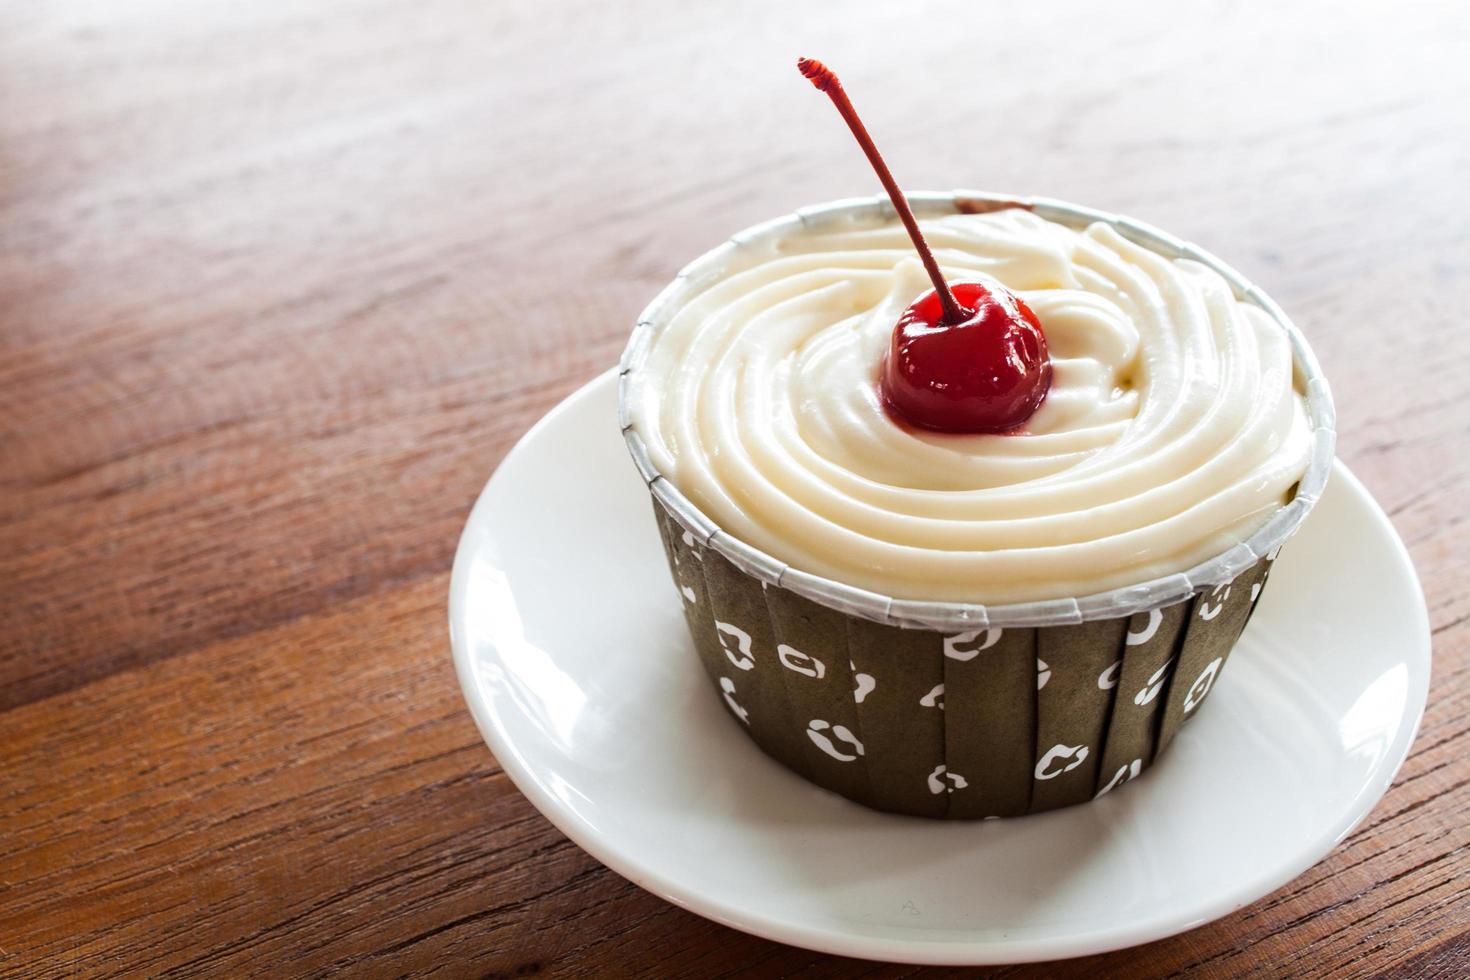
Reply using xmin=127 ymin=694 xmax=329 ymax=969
xmin=629 ymin=207 xmax=1313 ymax=603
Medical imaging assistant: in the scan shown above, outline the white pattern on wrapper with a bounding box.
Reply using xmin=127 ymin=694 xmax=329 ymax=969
xmin=927 ymin=765 xmax=969 ymax=795
xmin=1098 ymin=659 xmax=1122 ymax=690
xmin=1126 ymin=607 xmax=1163 ymax=645
xmin=670 ymin=538 xmax=698 ymax=604
xmin=1184 ymin=658 xmax=1224 ymax=713
xmin=1035 ymin=744 xmax=1090 ymax=780
xmin=943 ymin=629 xmax=1003 ymax=661
xmin=920 ymin=683 xmax=945 ymax=710
xmin=1095 ymin=759 xmax=1143 ymax=798
xmin=807 ymin=720 xmax=864 ymax=762
xmin=719 ymin=677 xmax=750 ymax=725
xmin=1134 ymin=659 xmax=1173 ymax=706
xmin=1037 ymin=658 xmax=1052 ymax=690
xmin=714 ymin=621 xmax=755 ymax=671
xmin=852 ymin=665 xmax=876 ymax=704
xmin=1198 ymin=582 xmax=1232 ymax=620
xmin=777 ymin=644 xmax=826 ymax=679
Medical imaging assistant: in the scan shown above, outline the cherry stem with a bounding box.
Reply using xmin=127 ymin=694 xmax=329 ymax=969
xmin=797 ymin=57 xmax=965 ymax=324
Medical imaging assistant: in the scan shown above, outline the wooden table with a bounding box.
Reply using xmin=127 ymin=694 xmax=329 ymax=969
xmin=3 ymin=1 xmax=1466 ymax=975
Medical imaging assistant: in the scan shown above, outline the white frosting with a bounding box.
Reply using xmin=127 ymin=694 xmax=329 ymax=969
xmin=630 ymin=208 xmax=1313 ymax=603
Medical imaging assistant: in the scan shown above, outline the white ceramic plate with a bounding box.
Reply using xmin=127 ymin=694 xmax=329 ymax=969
xmin=449 ymin=370 xmax=1430 ymax=966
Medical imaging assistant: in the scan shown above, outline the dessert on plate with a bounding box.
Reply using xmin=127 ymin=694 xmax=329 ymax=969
xmin=618 ymin=60 xmax=1335 ymax=817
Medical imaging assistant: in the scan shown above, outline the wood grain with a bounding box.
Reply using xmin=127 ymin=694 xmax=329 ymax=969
xmin=2 ymin=0 xmax=1467 ymax=975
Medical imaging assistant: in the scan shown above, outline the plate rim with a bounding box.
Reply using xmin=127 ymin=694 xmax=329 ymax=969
xmin=449 ymin=370 xmax=1430 ymax=966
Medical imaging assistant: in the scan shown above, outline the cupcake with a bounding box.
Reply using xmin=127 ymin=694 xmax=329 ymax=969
xmin=616 ymin=63 xmax=1334 ymax=818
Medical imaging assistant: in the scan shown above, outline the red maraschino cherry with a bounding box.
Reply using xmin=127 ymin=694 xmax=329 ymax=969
xmin=797 ymin=58 xmax=1052 ymax=433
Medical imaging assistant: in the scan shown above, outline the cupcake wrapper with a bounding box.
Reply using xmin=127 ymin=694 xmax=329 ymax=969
xmin=651 ymin=498 xmax=1276 ymax=819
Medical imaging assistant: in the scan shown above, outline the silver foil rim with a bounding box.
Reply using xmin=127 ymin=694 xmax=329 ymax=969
xmin=619 ymin=191 xmax=1338 ymax=630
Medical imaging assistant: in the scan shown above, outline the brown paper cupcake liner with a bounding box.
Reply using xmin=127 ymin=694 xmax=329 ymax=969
xmin=623 ymin=191 xmax=1335 ymax=819
xmin=651 ymin=497 xmax=1278 ymax=818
